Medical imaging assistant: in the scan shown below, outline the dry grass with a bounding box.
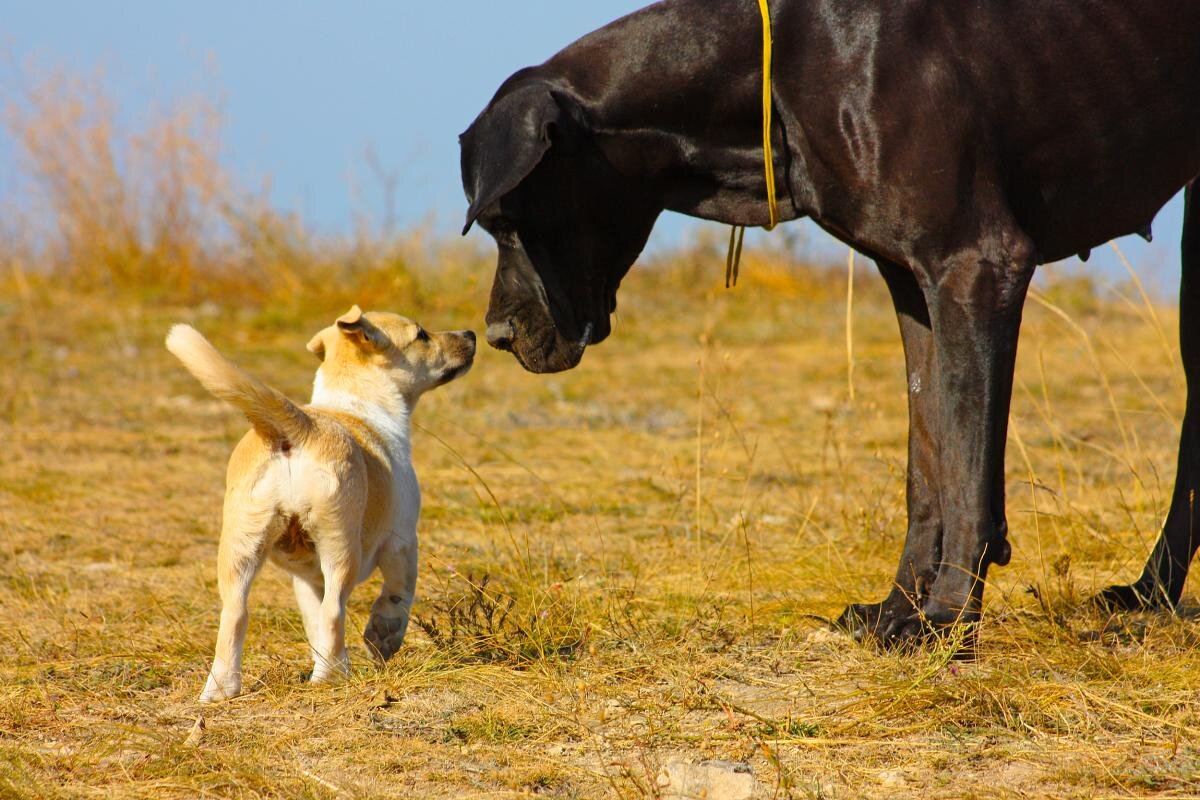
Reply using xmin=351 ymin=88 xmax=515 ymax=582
xmin=3 ymin=71 xmax=1200 ymax=799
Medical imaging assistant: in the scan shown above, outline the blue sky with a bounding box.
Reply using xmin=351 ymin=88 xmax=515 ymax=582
xmin=0 ymin=1 xmax=1186 ymax=291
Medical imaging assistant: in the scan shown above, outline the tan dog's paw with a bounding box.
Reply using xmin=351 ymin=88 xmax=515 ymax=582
xmin=363 ymin=613 xmax=410 ymax=662
xmin=199 ymin=671 xmax=242 ymax=703
xmin=309 ymin=650 xmax=350 ymax=683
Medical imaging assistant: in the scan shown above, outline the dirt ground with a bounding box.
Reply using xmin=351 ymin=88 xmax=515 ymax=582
xmin=3 ymin=254 xmax=1200 ymax=798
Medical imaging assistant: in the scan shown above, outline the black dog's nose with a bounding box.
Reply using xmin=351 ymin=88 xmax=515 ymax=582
xmin=486 ymin=321 xmax=514 ymax=351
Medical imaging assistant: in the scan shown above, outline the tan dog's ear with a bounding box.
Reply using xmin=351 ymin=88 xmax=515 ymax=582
xmin=306 ymin=330 xmax=327 ymax=361
xmin=336 ymin=305 xmax=364 ymax=326
xmin=335 ymin=305 xmax=388 ymax=351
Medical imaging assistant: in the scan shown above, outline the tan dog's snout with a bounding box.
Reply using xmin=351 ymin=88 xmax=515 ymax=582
xmin=433 ymin=330 xmax=476 ymax=386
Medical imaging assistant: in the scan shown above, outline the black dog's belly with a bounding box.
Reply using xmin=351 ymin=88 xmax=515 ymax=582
xmin=1015 ymin=169 xmax=1193 ymax=263
xmin=1009 ymin=113 xmax=1200 ymax=261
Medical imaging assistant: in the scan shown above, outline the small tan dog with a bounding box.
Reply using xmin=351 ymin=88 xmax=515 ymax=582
xmin=166 ymin=306 xmax=475 ymax=702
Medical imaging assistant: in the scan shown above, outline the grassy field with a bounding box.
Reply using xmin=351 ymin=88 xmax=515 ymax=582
xmin=3 ymin=71 xmax=1200 ymax=799
xmin=3 ymin=241 xmax=1200 ymax=799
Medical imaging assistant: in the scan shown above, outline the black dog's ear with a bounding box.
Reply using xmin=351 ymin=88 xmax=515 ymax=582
xmin=460 ymin=83 xmax=580 ymax=234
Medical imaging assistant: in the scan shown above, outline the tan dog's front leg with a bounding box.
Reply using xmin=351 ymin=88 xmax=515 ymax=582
xmin=363 ymin=534 xmax=417 ymax=662
xmin=200 ymin=518 xmax=268 ymax=703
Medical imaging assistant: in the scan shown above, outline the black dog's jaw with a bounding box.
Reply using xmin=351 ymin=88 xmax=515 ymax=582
xmin=461 ymin=0 xmax=1200 ymax=644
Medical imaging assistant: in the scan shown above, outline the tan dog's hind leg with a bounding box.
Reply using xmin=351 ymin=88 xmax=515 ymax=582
xmin=200 ymin=510 xmax=272 ymax=703
xmin=309 ymin=527 xmax=359 ymax=683
xmin=292 ymin=575 xmax=325 ymax=674
xmin=363 ymin=535 xmax=417 ymax=662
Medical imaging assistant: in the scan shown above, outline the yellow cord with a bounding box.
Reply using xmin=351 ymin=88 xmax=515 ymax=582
xmin=757 ymin=0 xmax=778 ymax=230
xmin=727 ymin=0 xmax=776 ymax=288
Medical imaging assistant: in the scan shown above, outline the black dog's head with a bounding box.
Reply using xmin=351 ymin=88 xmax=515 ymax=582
xmin=460 ymin=77 xmax=661 ymax=373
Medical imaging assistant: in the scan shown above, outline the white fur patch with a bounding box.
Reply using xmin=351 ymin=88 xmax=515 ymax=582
xmin=310 ymin=372 xmax=411 ymax=458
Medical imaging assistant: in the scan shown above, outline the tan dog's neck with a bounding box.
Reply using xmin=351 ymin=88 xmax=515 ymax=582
xmin=310 ymin=369 xmax=412 ymax=457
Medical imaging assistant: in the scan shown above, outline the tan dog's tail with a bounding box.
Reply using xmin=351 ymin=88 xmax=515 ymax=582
xmin=166 ymin=324 xmax=313 ymax=448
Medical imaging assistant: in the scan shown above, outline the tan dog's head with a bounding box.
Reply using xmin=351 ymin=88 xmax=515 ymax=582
xmin=306 ymin=306 xmax=476 ymax=403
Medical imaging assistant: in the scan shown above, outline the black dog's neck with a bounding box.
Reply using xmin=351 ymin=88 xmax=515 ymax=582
xmin=536 ymin=0 xmax=808 ymax=229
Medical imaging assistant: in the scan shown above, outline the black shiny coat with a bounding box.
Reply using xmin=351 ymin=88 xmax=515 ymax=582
xmin=461 ymin=0 xmax=1200 ymax=643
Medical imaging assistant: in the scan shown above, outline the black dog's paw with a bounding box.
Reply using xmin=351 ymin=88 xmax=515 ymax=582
xmin=835 ymin=595 xmax=919 ymax=645
xmin=1093 ymin=582 xmax=1171 ymax=613
xmin=834 ymin=602 xmax=885 ymax=643
xmin=881 ymin=605 xmax=980 ymax=659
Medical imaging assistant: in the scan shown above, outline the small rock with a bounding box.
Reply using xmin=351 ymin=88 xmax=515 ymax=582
xmin=877 ymin=769 xmax=907 ymax=787
xmin=657 ymin=760 xmax=755 ymax=800
xmin=809 ymin=394 xmax=837 ymax=413
xmin=806 ymin=626 xmax=841 ymax=644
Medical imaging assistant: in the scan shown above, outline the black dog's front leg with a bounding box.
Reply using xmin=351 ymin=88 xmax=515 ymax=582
xmin=838 ymin=259 xmax=944 ymax=641
xmin=1100 ymin=183 xmax=1200 ymax=610
xmin=883 ymin=232 xmax=1036 ymax=648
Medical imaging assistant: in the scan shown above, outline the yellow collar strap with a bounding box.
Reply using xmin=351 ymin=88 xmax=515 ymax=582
xmin=727 ymin=0 xmax=777 ymax=288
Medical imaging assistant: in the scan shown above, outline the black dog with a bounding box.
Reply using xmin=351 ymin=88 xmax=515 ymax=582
xmin=460 ymin=0 xmax=1200 ymax=646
